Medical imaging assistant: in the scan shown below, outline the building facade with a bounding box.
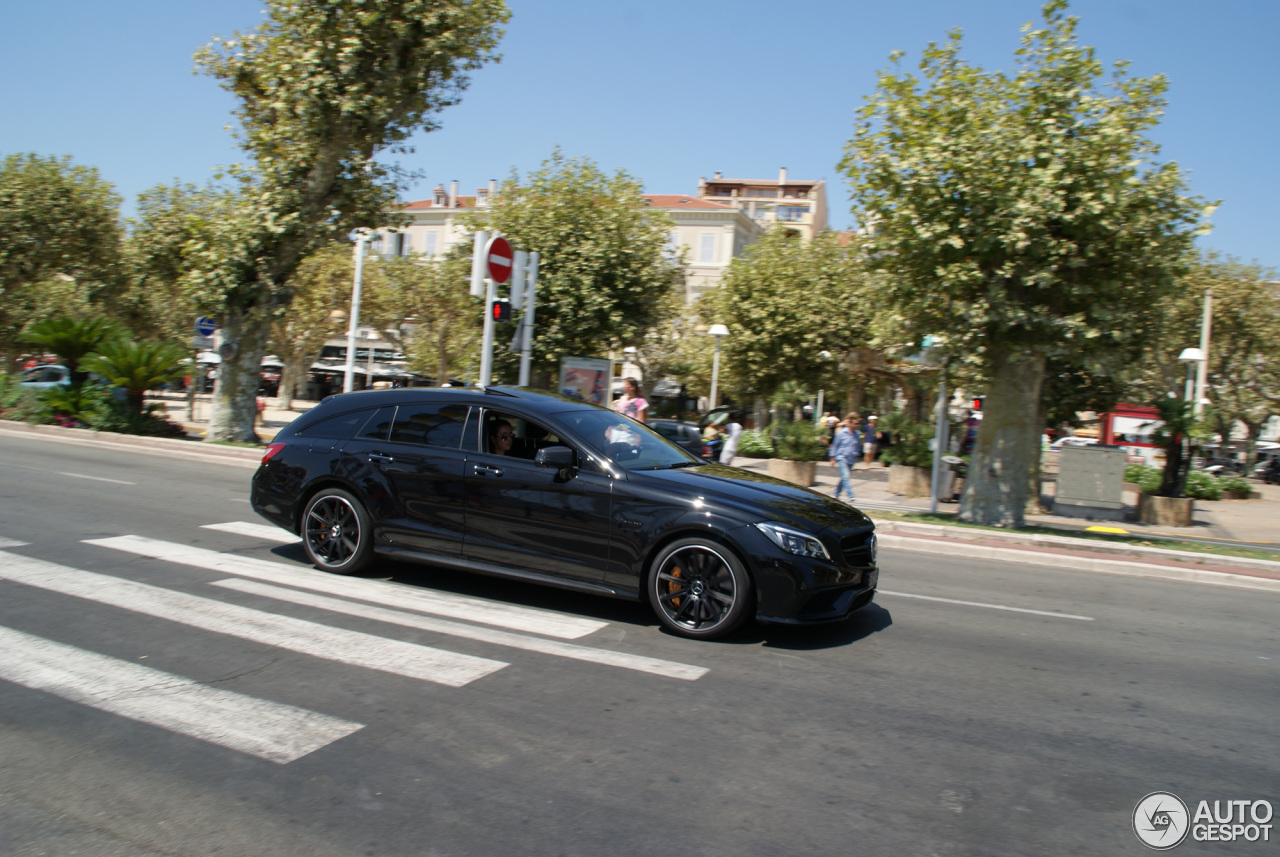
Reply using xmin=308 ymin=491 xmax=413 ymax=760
xmin=697 ymin=167 xmax=828 ymax=242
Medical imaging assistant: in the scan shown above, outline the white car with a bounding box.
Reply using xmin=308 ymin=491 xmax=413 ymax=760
xmin=1050 ymin=436 xmax=1099 ymax=451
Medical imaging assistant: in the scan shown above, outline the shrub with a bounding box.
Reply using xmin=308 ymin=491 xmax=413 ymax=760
xmin=737 ymin=429 xmax=773 ymax=458
xmin=879 ymin=418 xmax=934 ymax=468
xmin=1215 ymin=474 xmax=1252 ymax=497
xmin=1125 ymin=464 xmax=1162 ymax=491
xmin=773 ymin=422 xmax=829 ymax=461
xmin=1183 ymin=469 xmax=1222 ymax=501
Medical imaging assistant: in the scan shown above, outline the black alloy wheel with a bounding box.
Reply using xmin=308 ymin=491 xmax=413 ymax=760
xmin=648 ymin=538 xmax=752 ymax=639
xmin=301 ymin=488 xmax=374 ymax=574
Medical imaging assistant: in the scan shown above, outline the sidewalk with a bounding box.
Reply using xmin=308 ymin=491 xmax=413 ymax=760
xmin=10 ymin=394 xmax=1273 ymax=594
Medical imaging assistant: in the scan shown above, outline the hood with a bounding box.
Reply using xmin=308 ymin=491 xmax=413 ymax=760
xmin=632 ymin=463 xmax=872 ymax=532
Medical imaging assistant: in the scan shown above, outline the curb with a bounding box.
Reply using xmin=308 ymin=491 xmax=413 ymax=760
xmin=6 ymin=418 xmax=1277 ymax=593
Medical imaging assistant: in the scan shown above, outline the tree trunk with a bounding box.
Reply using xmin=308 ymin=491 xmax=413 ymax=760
xmin=958 ymin=350 xmax=1046 ymax=528
xmin=208 ymin=307 xmax=271 ymax=443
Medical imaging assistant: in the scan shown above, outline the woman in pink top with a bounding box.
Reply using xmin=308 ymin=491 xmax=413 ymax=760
xmin=612 ymin=377 xmax=649 ymax=422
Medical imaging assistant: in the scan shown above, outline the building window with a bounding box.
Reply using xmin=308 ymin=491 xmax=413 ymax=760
xmin=664 ymin=231 xmax=680 ymax=260
xmin=423 ymin=231 xmax=439 ymax=257
xmin=777 ymin=206 xmax=809 ymax=223
xmin=745 ymin=188 xmax=779 ymax=198
xmin=698 ymin=233 xmax=717 ymax=264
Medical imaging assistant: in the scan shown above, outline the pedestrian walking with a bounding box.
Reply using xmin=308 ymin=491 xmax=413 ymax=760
xmin=829 ymin=413 xmax=863 ymax=501
xmin=612 ymin=377 xmax=649 ymax=423
xmin=863 ymin=415 xmax=879 ymax=465
xmin=718 ymin=412 xmax=743 ymax=466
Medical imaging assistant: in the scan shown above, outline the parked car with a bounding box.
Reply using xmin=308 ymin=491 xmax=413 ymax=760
xmin=20 ymin=364 xmax=71 ymax=389
xmin=646 ymin=418 xmax=705 ymax=456
xmin=251 ymin=387 xmax=878 ymax=640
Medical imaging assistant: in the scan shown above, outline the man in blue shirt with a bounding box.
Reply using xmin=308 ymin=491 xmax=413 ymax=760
xmin=828 ymin=413 xmax=862 ymax=501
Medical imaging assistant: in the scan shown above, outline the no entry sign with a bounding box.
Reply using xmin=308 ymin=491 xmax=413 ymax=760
xmin=485 ymin=235 xmax=513 ymax=283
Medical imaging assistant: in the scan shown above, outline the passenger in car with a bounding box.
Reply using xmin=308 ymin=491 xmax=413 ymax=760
xmin=489 ymin=419 xmax=514 ymax=455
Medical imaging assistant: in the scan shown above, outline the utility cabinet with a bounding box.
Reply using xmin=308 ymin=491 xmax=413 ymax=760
xmin=1054 ymin=445 xmax=1128 ymax=521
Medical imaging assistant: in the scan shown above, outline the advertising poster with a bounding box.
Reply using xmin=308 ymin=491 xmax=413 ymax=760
xmin=559 ymin=357 xmax=611 ymax=406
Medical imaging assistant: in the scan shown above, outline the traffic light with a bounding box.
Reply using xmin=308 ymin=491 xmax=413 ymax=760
xmin=972 ymin=395 xmax=985 ymax=411
xmin=492 ymin=299 xmax=511 ymax=323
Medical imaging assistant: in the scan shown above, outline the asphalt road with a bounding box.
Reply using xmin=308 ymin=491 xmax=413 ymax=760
xmin=0 ymin=434 xmax=1275 ymax=856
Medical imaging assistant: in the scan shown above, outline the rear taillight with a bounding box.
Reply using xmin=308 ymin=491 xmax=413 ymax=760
xmin=261 ymin=442 xmax=287 ymax=464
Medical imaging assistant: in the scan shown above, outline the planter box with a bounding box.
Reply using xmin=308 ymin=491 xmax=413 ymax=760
xmin=767 ymin=459 xmax=817 ymax=488
xmin=888 ymin=464 xmax=934 ymax=498
xmin=1220 ymin=490 xmax=1256 ymax=500
xmin=1137 ymin=494 xmax=1194 ymax=527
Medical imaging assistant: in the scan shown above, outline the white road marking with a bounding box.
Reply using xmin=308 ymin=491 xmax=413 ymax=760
xmin=0 ymin=458 xmax=137 ymax=485
xmin=0 ymin=538 xmax=29 ymax=548
xmin=89 ymin=535 xmax=607 ymax=640
xmin=213 ymin=578 xmax=708 ymax=681
xmin=55 ymin=471 xmax=136 ymax=485
xmin=878 ymin=589 xmax=1094 ymax=621
xmin=0 ymin=550 xmax=506 ymax=687
xmin=0 ymin=625 xmax=363 ymax=764
xmin=202 ymin=521 xmax=298 ymax=543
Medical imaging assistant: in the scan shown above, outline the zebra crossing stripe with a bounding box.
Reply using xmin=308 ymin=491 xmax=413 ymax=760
xmin=88 ymin=534 xmax=606 ymax=640
xmin=213 ymin=578 xmax=709 ymax=681
xmin=0 ymin=538 xmax=29 ymax=548
xmin=202 ymin=521 xmax=298 ymax=543
xmin=0 ymin=625 xmax=363 ymax=764
xmin=0 ymin=550 xmax=506 ymax=688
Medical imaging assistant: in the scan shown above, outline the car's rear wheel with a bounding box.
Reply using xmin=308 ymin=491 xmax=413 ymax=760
xmin=648 ymin=538 xmax=752 ymax=639
xmin=301 ymin=488 xmax=373 ymax=574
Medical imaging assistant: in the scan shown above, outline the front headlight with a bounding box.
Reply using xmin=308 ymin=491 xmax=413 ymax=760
xmin=755 ymin=522 xmax=831 ymax=560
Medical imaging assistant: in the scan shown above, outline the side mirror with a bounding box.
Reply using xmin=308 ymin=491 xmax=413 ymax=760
xmin=535 ymin=446 xmax=576 ymax=470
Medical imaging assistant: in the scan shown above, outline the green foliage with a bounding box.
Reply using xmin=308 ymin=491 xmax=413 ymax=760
xmin=700 ymin=229 xmax=871 ymax=402
xmin=84 ymin=395 xmax=187 ymax=438
xmin=20 ymin=316 xmax=124 ymax=383
xmin=0 ymin=153 xmax=122 ymax=365
xmin=878 ymin=412 xmax=935 ymax=468
xmin=82 ymin=339 xmax=189 ymax=413
xmin=1125 ymin=463 xmax=1160 ymax=488
xmin=773 ymin=422 xmax=829 ymax=462
xmin=364 ymin=246 xmax=481 ymax=384
xmin=187 ymin=0 xmax=509 ymax=440
xmin=737 ymin=429 xmax=773 ymax=458
xmin=840 ymin=1 xmax=1209 ymax=525
xmin=1215 ymin=474 xmax=1252 ymax=496
xmin=466 ymin=150 xmax=680 ymax=385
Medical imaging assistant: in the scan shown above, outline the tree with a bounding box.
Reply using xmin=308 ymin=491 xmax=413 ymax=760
xmin=466 ymin=150 xmax=681 ymax=385
xmin=83 ymin=340 xmax=190 ymax=417
xmin=115 ymin=182 xmax=227 ymax=343
xmin=0 ymin=154 xmax=122 ymax=368
xmin=363 ymin=248 xmax=482 ymax=385
xmin=189 ymin=0 xmax=508 ymax=441
xmin=266 ymin=242 xmax=361 ymax=406
xmin=699 ymin=229 xmax=873 ymax=416
xmin=840 ymin=1 xmax=1209 ymax=527
xmin=20 ymin=316 xmax=123 ymax=385
xmin=1138 ymin=254 xmax=1280 ymax=467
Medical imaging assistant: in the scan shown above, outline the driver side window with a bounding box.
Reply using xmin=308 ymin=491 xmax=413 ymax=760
xmin=483 ymin=411 xmax=565 ymax=461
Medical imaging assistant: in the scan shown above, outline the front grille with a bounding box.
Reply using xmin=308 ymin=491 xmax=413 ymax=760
xmin=840 ymin=530 xmax=876 ymax=568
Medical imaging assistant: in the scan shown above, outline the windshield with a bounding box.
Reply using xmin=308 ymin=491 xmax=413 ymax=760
xmin=553 ymin=409 xmax=702 ymax=471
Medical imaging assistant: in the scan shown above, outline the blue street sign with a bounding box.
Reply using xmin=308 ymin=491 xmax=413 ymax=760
xmin=195 ymin=316 xmax=218 ymax=337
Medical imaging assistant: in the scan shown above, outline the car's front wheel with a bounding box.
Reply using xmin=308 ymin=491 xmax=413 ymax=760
xmin=647 ymin=538 xmax=752 ymax=639
xmin=301 ymin=488 xmax=373 ymax=574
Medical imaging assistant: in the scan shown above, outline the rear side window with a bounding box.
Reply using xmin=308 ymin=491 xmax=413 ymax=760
xmin=388 ymin=402 xmax=469 ymax=448
xmin=298 ymin=407 xmax=387 ymax=440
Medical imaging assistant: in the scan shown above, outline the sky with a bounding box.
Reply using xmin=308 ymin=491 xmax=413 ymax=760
xmin=2 ymin=0 xmax=1276 ymax=269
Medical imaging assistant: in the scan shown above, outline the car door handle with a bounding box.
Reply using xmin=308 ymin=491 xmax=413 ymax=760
xmin=473 ymin=464 xmax=503 ymax=477
xmin=368 ymin=453 xmax=394 ymax=464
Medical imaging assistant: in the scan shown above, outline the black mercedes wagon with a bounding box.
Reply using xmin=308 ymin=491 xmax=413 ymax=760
xmin=251 ymin=386 xmax=877 ymax=639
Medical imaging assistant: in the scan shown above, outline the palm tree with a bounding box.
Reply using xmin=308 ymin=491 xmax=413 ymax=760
xmin=82 ymin=340 xmax=188 ymax=416
xmin=20 ymin=316 xmax=123 ymax=385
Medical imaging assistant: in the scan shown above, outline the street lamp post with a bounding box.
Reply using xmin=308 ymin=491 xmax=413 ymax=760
xmin=343 ymin=231 xmax=373 ymax=394
xmin=1178 ymin=347 xmax=1206 ymax=404
xmin=707 ymin=324 xmax=729 ymax=411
